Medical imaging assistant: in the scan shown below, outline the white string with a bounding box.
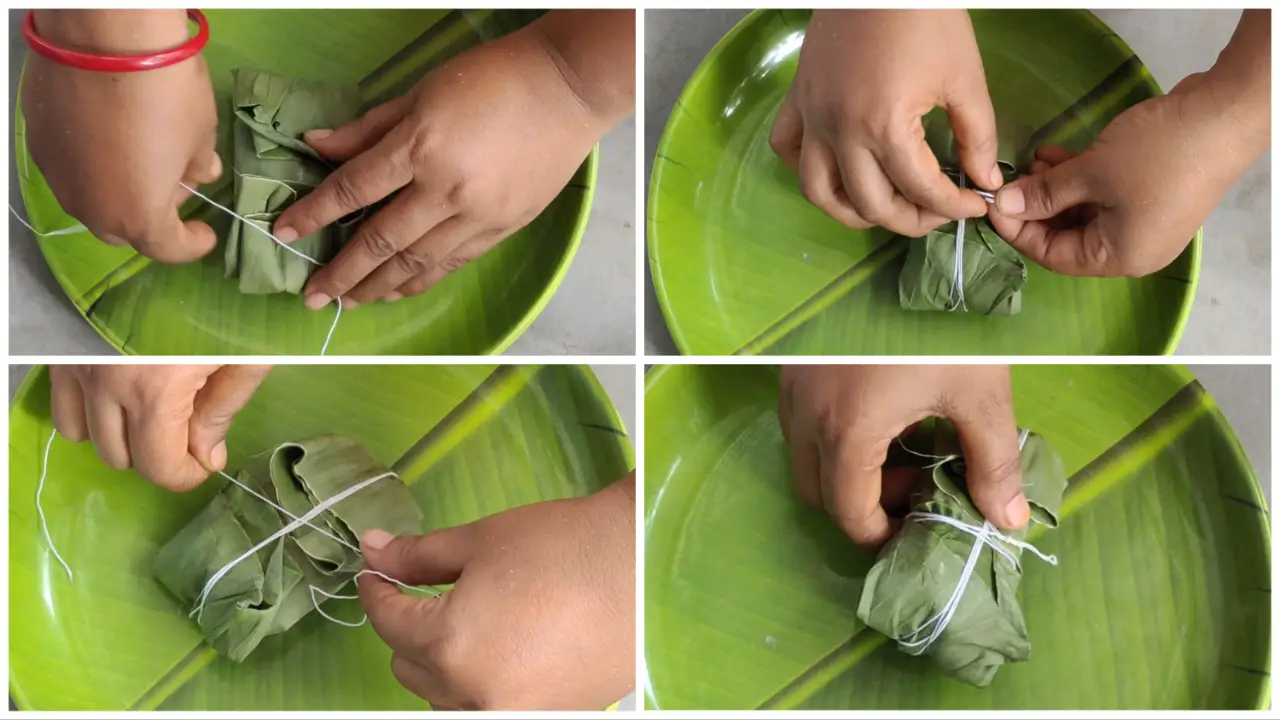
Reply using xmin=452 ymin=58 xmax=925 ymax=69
xmin=949 ymin=174 xmax=968 ymax=312
xmin=37 ymin=429 xmax=74 ymax=582
xmin=896 ymin=428 xmax=1055 ymax=652
xmin=9 ymin=205 xmax=86 ymax=237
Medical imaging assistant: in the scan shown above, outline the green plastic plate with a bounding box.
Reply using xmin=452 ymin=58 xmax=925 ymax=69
xmin=644 ymin=364 xmax=1269 ymax=709
xmin=648 ymin=9 xmax=1200 ymax=355
xmin=10 ymin=364 xmax=633 ymax=710
xmin=15 ymin=9 xmax=596 ymax=356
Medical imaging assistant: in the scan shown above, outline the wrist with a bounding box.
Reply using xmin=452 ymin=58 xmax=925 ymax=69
xmin=33 ymin=10 xmax=190 ymax=56
xmin=596 ymin=471 xmax=637 ymax=524
xmin=1198 ymin=10 xmax=1270 ymax=148
xmin=523 ymin=13 xmax=635 ymax=130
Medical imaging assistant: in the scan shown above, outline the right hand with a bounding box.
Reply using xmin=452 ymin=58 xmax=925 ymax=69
xmin=778 ymin=365 xmax=1027 ymax=551
xmin=769 ymin=10 xmax=1000 ymax=237
xmin=21 ymin=10 xmax=221 ymax=263
xmin=51 ymin=365 xmax=272 ymax=491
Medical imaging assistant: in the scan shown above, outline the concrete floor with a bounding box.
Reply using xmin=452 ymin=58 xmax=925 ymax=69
xmin=6 ymin=362 xmax=638 ymax=711
xmin=7 ymin=9 xmax=636 ymax=356
xmin=643 ymin=9 xmax=1271 ymax=356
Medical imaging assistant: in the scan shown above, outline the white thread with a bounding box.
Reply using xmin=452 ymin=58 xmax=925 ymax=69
xmin=896 ymin=428 xmax=1054 ymax=652
xmin=37 ymin=429 xmax=74 ymax=582
xmin=949 ymin=175 xmax=968 ymax=312
xmin=9 ymin=205 xmax=86 ymax=237
xmin=191 ymin=470 xmax=397 ymax=618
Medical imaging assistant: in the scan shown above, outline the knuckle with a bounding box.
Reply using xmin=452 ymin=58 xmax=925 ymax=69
xmin=330 ymin=173 xmax=366 ymax=214
xmin=393 ymin=249 xmax=431 ymax=275
xmin=439 ymin=254 xmax=471 ymax=273
xmin=360 ymin=227 xmax=401 ymax=262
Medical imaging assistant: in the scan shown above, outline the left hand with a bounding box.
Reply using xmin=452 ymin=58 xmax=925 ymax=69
xmin=357 ymin=474 xmax=636 ymax=710
xmin=274 ymin=26 xmax=608 ymax=309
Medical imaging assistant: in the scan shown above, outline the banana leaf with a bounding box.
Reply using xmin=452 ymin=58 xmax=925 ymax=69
xmin=225 ymin=68 xmax=361 ymax=295
xmin=153 ymin=436 xmax=423 ymax=661
xmin=898 ymin=219 xmax=1027 ymax=315
xmin=647 ymin=9 xmax=1200 ymax=355
xmin=857 ymin=426 xmax=1067 ymax=687
xmin=15 ymin=9 xmax=596 ymax=355
xmin=9 ymin=364 xmax=633 ymax=710
xmin=644 ymin=364 xmax=1269 ymax=709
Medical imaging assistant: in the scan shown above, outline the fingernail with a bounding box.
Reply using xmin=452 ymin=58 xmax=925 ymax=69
xmin=383 ymin=292 xmax=403 ymax=303
xmin=274 ymin=226 xmax=298 ymax=243
xmin=211 ymin=441 xmax=227 ymax=470
xmin=1005 ymin=495 xmax=1031 ymax=529
xmin=988 ymin=166 xmax=1004 ymax=189
xmin=361 ymin=529 xmax=394 ymax=551
xmin=306 ymin=129 xmax=334 ymax=142
xmin=343 ymin=298 xmax=359 ymax=310
xmin=305 ymin=292 xmax=332 ymax=310
xmin=996 ymin=186 xmax=1025 ymax=215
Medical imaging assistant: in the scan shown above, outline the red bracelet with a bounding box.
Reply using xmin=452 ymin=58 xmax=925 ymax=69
xmin=23 ymin=10 xmax=209 ymax=73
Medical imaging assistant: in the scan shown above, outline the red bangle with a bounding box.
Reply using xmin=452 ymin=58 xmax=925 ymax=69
xmin=23 ymin=10 xmax=209 ymax=73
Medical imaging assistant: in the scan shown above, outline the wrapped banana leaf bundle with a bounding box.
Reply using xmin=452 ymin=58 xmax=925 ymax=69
xmin=153 ymin=436 xmax=422 ymax=661
xmin=226 ymin=68 xmax=362 ymax=294
xmin=856 ymin=423 xmax=1067 ymax=687
xmin=897 ymin=110 xmax=1028 ymax=316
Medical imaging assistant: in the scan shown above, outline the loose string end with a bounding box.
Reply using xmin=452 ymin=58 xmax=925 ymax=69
xmin=37 ymin=429 xmax=75 ymax=583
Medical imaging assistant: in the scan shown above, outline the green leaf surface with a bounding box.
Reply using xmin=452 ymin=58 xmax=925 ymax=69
xmin=15 ymin=9 xmax=595 ymax=355
xmin=647 ymin=9 xmax=1199 ymax=355
xmin=10 ymin=364 xmax=633 ymax=710
xmin=644 ymin=364 xmax=1269 ymax=709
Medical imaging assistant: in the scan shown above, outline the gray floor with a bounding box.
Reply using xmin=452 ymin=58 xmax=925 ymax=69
xmin=7 ymin=362 xmax=638 ymax=711
xmin=7 ymin=10 xmax=636 ymax=356
xmin=643 ymin=9 xmax=1271 ymax=356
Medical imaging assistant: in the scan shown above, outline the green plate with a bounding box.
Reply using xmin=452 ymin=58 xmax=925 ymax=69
xmin=644 ymin=364 xmax=1269 ymax=709
xmin=10 ymin=364 xmax=633 ymax=710
xmin=15 ymin=9 xmax=596 ymax=356
xmin=647 ymin=9 xmax=1200 ymax=355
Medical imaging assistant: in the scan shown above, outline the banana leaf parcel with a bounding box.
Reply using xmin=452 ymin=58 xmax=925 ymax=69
xmin=897 ymin=109 xmax=1028 ymax=316
xmin=898 ymin=218 xmax=1027 ymax=315
xmin=153 ymin=436 xmax=422 ymax=661
xmin=856 ymin=424 xmax=1067 ymax=687
xmin=225 ymin=68 xmax=362 ymax=295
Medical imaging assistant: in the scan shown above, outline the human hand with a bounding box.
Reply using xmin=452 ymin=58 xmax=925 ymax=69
xmin=769 ymin=10 xmax=999 ymax=237
xmin=357 ymin=473 xmax=636 ymax=710
xmin=21 ymin=10 xmax=221 ymax=263
xmin=50 ymin=365 xmax=272 ymax=490
xmin=988 ymin=11 xmax=1269 ymax=277
xmin=275 ymin=11 xmax=636 ymax=310
xmin=778 ymin=365 xmax=1026 ymax=551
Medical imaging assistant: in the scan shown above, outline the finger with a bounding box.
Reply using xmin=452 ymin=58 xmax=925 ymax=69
xmin=342 ymin=214 xmax=474 ymax=305
xmin=274 ymin=127 xmax=415 ymax=242
xmin=306 ymin=94 xmax=414 ymax=162
xmin=188 ymin=365 xmax=273 ymax=472
xmin=50 ymin=367 xmax=89 ymax=442
xmin=993 ymin=156 xmax=1093 ymax=221
xmin=390 ymin=655 xmax=459 ymax=710
xmin=944 ymin=77 xmax=1002 ymax=190
xmin=841 ymin=147 xmax=949 ymax=237
xmin=948 ymin=383 xmax=1029 ymax=531
xmin=126 ymin=401 xmax=211 ymax=492
xmin=359 ymin=570 xmax=445 ymax=652
xmin=1033 ymin=145 xmax=1076 ymax=165
xmin=820 ymin=433 xmax=897 ymax=551
xmin=1001 ymin=219 xmax=1112 ymax=276
xmin=182 ymin=148 xmax=223 ymax=188
xmin=360 ymin=526 xmax=471 ymax=587
xmin=797 ymin=137 xmax=872 ymax=230
xmin=769 ymin=92 xmax=803 ymax=173
xmin=86 ymin=397 xmax=131 ymax=470
xmin=391 ymin=232 xmax=499 ymax=299
xmin=874 ymin=132 xmax=987 ymax=220
xmin=301 ymin=186 xmax=449 ymax=309
xmin=779 ymin=384 xmax=823 ymax=508
xmin=131 ymin=211 xmax=219 ymax=264
xmin=1029 ymin=160 xmax=1051 ymax=175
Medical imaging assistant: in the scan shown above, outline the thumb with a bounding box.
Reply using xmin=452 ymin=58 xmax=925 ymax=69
xmin=129 ymin=213 xmax=219 ymax=264
xmin=188 ymin=365 xmax=272 ymax=472
xmin=361 ymin=525 xmax=471 ymax=587
xmin=950 ymin=404 xmax=1029 ymax=531
xmin=305 ymin=94 xmax=413 ymax=162
xmin=994 ymin=157 xmax=1093 ymax=221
